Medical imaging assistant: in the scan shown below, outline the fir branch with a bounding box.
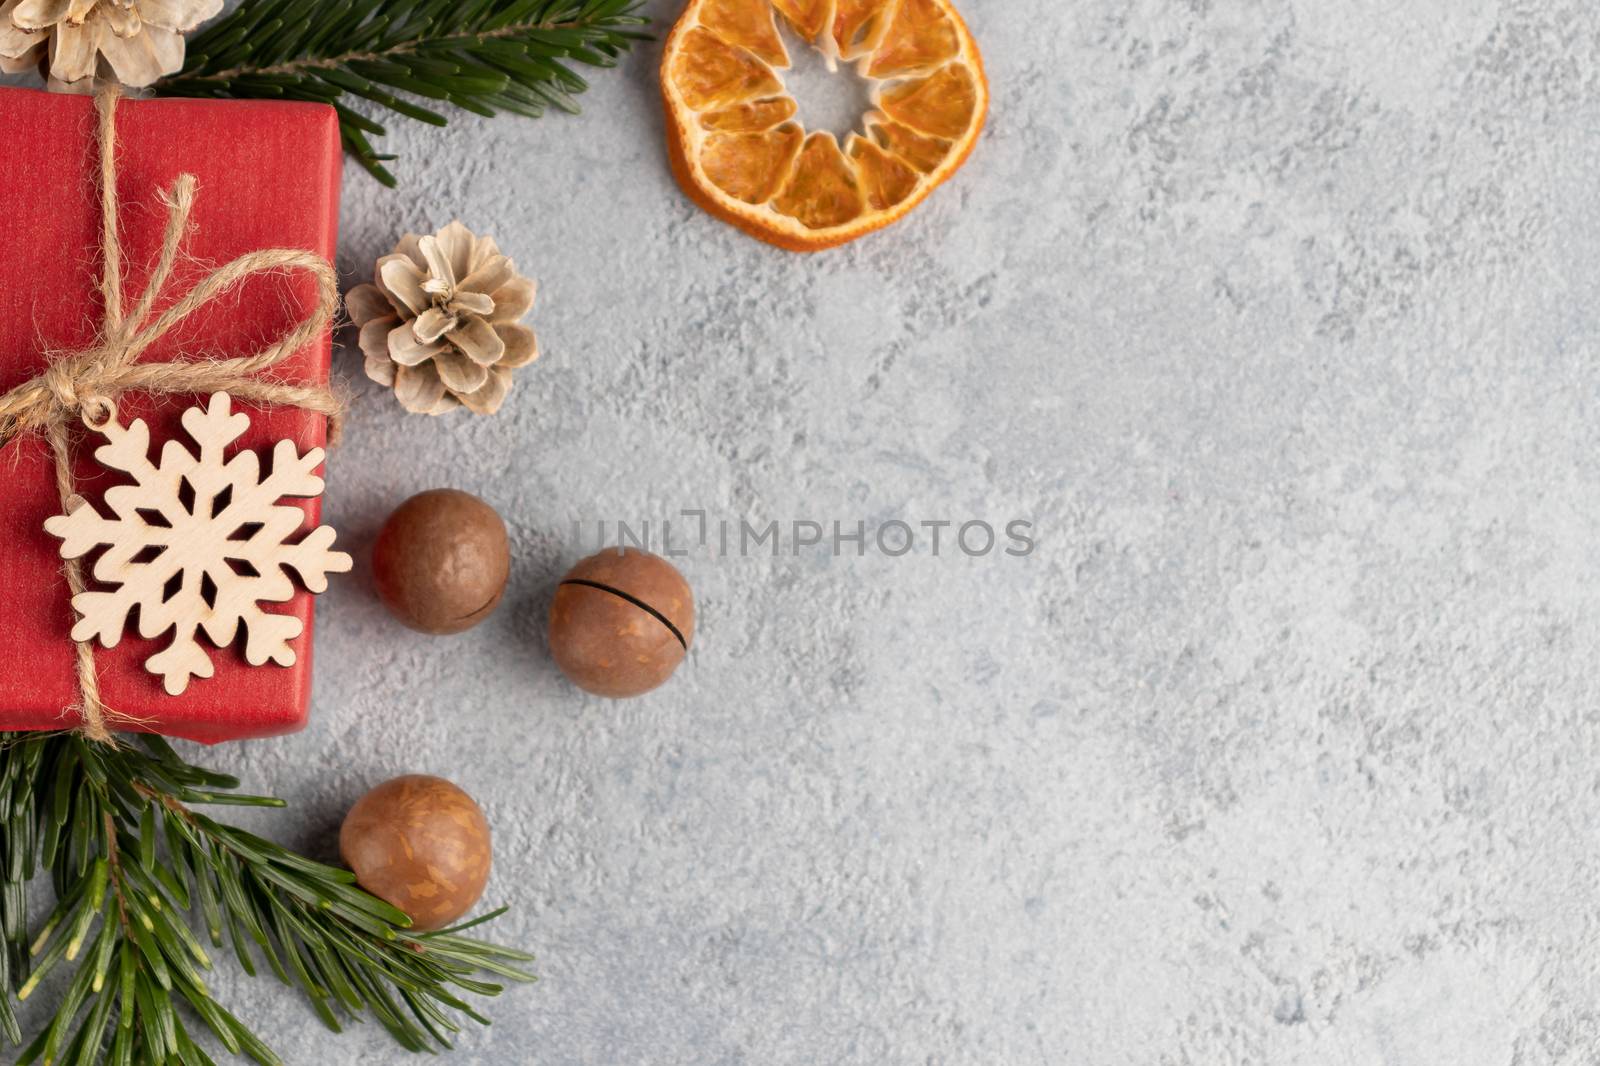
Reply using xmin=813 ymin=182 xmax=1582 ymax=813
xmin=151 ymin=0 xmax=651 ymax=187
xmin=0 ymin=733 xmax=534 ymax=1063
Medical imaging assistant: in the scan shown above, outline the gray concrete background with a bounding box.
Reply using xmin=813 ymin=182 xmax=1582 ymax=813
xmin=19 ymin=0 xmax=1600 ymax=1062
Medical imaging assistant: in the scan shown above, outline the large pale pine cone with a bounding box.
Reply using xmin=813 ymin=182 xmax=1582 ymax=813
xmin=347 ymin=221 xmax=540 ymax=417
xmin=0 ymin=0 xmax=221 ymax=86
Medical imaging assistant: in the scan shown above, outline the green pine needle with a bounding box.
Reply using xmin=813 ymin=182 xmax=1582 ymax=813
xmin=152 ymin=0 xmax=652 ymax=186
xmin=0 ymin=733 xmax=535 ymax=1062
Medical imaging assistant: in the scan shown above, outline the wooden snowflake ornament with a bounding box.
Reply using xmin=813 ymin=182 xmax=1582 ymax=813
xmin=44 ymin=392 xmax=353 ymax=696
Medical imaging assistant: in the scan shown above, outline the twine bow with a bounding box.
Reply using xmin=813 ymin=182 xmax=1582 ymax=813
xmin=0 ymin=88 xmax=342 ymax=744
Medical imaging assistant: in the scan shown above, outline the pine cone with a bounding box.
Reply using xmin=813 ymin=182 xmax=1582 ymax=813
xmin=348 ymin=221 xmax=539 ymax=417
xmin=0 ymin=0 xmax=222 ymax=87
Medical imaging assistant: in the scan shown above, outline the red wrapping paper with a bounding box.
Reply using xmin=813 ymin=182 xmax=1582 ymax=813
xmin=0 ymin=88 xmax=343 ymax=743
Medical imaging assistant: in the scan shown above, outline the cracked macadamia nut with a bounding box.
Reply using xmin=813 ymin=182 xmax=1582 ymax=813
xmin=339 ymin=774 xmax=492 ymax=931
xmin=548 ymin=548 xmax=695 ymax=698
xmin=373 ymin=489 xmax=510 ymax=634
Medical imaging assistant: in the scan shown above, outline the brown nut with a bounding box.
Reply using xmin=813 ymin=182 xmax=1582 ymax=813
xmin=548 ymin=548 xmax=695 ymax=698
xmin=372 ymin=489 xmax=510 ymax=634
xmin=339 ymin=774 xmax=492 ymax=931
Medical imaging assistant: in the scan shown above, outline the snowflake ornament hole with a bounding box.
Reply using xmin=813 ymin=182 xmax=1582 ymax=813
xmin=43 ymin=392 xmax=353 ymax=696
xmin=225 ymin=557 xmax=261 ymax=579
xmin=129 ymin=544 xmax=165 ymax=566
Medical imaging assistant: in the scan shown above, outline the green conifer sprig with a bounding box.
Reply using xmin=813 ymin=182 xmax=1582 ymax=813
xmin=1 ymin=732 xmax=534 ymax=1064
xmin=152 ymin=0 xmax=651 ymax=186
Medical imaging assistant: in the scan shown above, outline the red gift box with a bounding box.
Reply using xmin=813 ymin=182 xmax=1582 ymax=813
xmin=0 ymin=88 xmax=343 ymax=743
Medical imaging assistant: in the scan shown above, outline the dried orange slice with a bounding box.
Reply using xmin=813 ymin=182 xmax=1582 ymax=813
xmin=662 ymin=0 xmax=988 ymax=251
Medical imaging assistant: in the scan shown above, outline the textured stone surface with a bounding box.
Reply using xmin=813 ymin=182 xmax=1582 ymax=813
xmin=17 ymin=0 xmax=1600 ymax=1061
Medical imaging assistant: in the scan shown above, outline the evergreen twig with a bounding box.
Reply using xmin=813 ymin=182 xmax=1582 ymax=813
xmin=0 ymin=733 xmax=535 ymax=1063
xmin=152 ymin=0 xmax=651 ymax=186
